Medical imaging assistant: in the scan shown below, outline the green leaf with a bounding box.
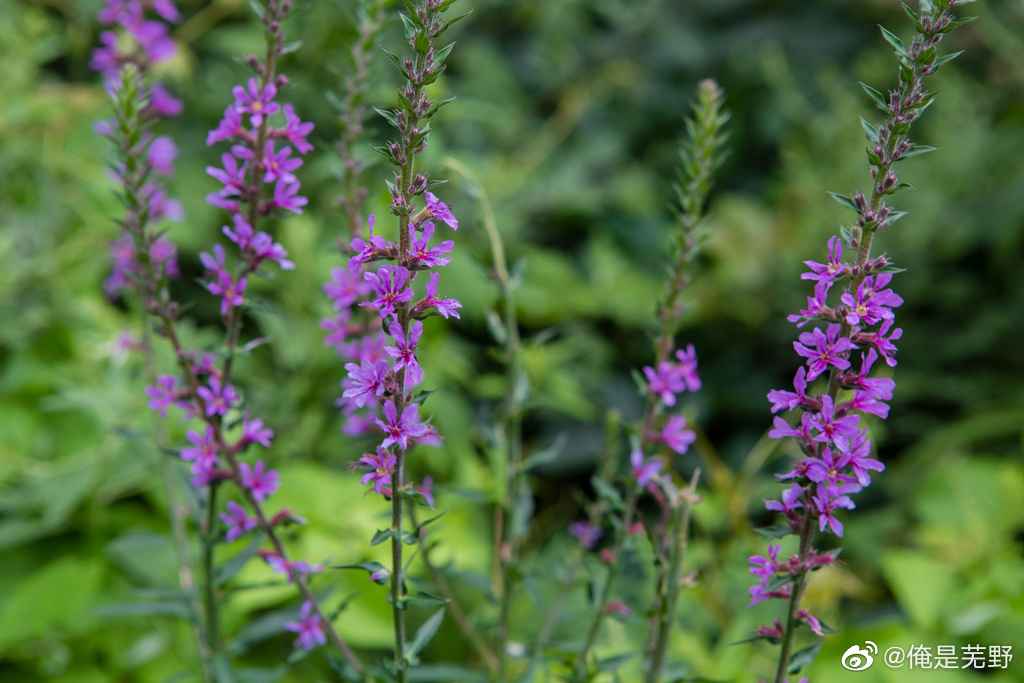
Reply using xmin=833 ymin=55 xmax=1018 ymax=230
xmin=414 ymin=29 xmax=430 ymax=55
xmin=408 ymin=664 xmax=488 ymax=682
xmin=414 ymin=507 xmax=449 ymax=535
xmin=520 ymin=434 xmax=568 ymax=471
xmin=591 ymin=475 xmax=624 ymax=511
xmin=878 ymin=25 xmax=906 ymax=57
xmin=405 ymin=609 xmax=446 ymax=665
xmin=859 ymin=116 xmax=879 ymax=144
xmin=859 ymin=82 xmax=890 ymax=113
xmin=753 ymin=525 xmax=794 ymax=539
xmin=371 ymin=528 xmax=395 ymax=546
xmin=94 ymin=602 xmax=190 ymax=619
xmin=380 ymin=46 xmax=409 ymax=79
xmin=374 ymin=106 xmax=399 ymax=128
xmin=788 ymin=638 xmax=823 ymax=673
xmin=333 ymin=561 xmax=389 ymax=584
xmin=826 ymin=192 xmax=859 ymax=213
xmin=404 ymin=591 xmax=449 ymax=607
xmin=596 ymin=654 xmax=634 ymax=672
xmin=900 ymin=144 xmax=938 ymax=159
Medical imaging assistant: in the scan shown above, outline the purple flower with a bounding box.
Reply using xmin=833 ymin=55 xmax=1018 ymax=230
xmin=349 ymin=215 xmax=390 ymax=265
xmin=321 ymin=311 xmax=352 ymax=352
xmin=324 ymin=263 xmax=370 ymax=310
xmin=797 ymin=609 xmax=824 ymax=637
xmin=148 ymin=136 xmax=178 ymax=176
xmin=220 ymin=501 xmax=257 ymax=542
xmin=385 ymin=321 xmax=424 ymax=387
xmin=206 ymin=153 xmax=249 ymax=198
xmin=569 ymin=520 xmax=603 ymax=550
xmin=813 ymin=486 xmax=855 ymax=537
xmin=861 ymin=318 xmax=902 ymax=367
xmin=801 ymin=236 xmax=847 ymax=283
xmin=150 ymin=83 xmax=183 ymax=117
xmin=283 ymin=601 xmax=327 ymax=651
xmin=199 ymin=243 xmax=228 ymax=276
xmin=357 ymin=447 xmax=396 ymax=494
xmin=265 ymin=554 xmax=324 ymax=582
xmin=840 ymin=274 xmax=903 ymax=326
xmin=644 ymin=361 xmax=685 ymax=407
xmin=764 ymin=483 xmax=804 ymax=514
xmin=240 ymin=460 xmax=280 ymax=502
xmin=342 ymin=359 xmax=390 ymax=408
xmin=196 ymin=377 xmax=239 ymax=417
xmin=362 ymin=265 xmax=414 ymax=321
xmin=207 ymin=105 xmax=244 ymax=146
xmin=408 ymin=222 xmax=454 ymax=268
xmin=207 ymin=271 xmax=247 ymax=317
xmin=847 ymin=350 xmax=895 ymax=402
xmin=748 ymin=543 xmax=780 ymax=581
xmin=425 ymin=191 xmax=458 ymax=230
xmin=145 ymin=374 xmax=179 ymax=417
xmin=630 ymin=448 xmax=663 ymax=488
xmin=276 ymin=103 xmax=314 ymax=154
xmin=414 ymin=475 xmax=435 ymax=508
xmin=807 ymin=395 xmax=861 ymax=452
xmin=180 ymin=426 xmax=221 ymax=481
xmin=661 ymin=415 xmax=696 ymax=455
xmin=793 ymin=323 xmax=853 ymax=381
xmin=258 ymin=141 xmax=303 ymax=184
xmin=223 ymin=214 xmax=255 ymax=250
xmin=270 ymin=178 xmax=308 ymax=214
xmin=787 ymin=280 xmax=834 ymax=327
xmin=674 ymin=344 xmax=701 ymax=392
xmin=375 ymin=400 xmax=429 ymax=450
xmin=767 ymin=366 xmax=809 ymax=413
xmin=250 ymin=231 xmax=295 ymax=270
xmin=420 ymin=271 xmax=462 ymax=319
xmin=804 ymin=448 xmax=855 ymax=494
xmin=240 ymin=413 xmax=274 ymax=448
xmin=232 ymin=78 xmax=280 ymax=128
xmin=846 ymin=433 xmax=885 ymax=487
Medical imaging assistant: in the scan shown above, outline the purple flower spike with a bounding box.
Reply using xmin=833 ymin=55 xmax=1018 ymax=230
xmin=283 ymin=601 xmax=327 ymax=651
xmin=425 ymin=191 xmax=458 ymax=230
xmin=358 ymin=446 xmax=397 ymax=494
xmin=232 ymin=77 xmax=280 ymax=128
xmin=375 ymin=400 xmax=429 ymax=450
xmin=220 ymin=501 xmax=257 ymax=542
xmin=196 ymin=377 xmax=239 ymax=417
xmin=362 ymin=265 xmax=414 ymax=321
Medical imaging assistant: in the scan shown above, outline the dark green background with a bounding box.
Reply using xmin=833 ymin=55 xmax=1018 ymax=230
xmin=1 ymin=0 xmax=1022 ymax=681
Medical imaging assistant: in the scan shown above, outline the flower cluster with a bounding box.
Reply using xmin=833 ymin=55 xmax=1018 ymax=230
xmin=340 ymin=195 xmax=460 ymax=498
xmin=91 ymin=0 xmax=183 ymax=118
xmin=748 ymin=237 xmax=898 ymax=613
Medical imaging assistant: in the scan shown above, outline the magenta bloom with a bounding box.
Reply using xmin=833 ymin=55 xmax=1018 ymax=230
xmin=239 ymin=460 xmax=280 ymax=502
xmin=270 ymin=179 xmax=308 ymax=214
xmin=206 ymin=153 xmax=249 ymax=198
xmin=408 ymin=222 xmax=454 ymax=268
xmin=324 ymin=263 xmax=370 ymax=310
xmin=342 ymin=359 xmax=390 ymax=408
xmin=265 ymin=554 xmax=324 ymax=582
xmin=385 ymin=321 xmax=424 ymax=387
xmin=674 ymin=344 xmax=701 ymax=392
xmin=145 ymin=374 xmax=179 ymax=417
xmin=223 ymin=214 xmax=255 ymax=250
xmin=180 ymin=425 xmax=221 ymax=482
xmin=414 ymin=476 xmax=435 ymax=508
xmin=425 ymin=191 xmax=458 ymax=230
xmin=240 ymin=413 xmax=274 ymax=448
xmin=807 ymin=395 xmax=861 ymax=452
xmin=362 ymin=265 xmax=414 ymax=321
xmin=220 ymin=501 xmax=257 ymax=542
xmin=277 ymin=103 xmax=314 ymax=154
xmin=764 ymin=483 xmax=804 ymax=515
xmin=208 ymin=271 xmax=247 ymax=316
xmin=420 ymin=271 xmax=462 ymax=319
xmin=150 ymin=83 xmax=183 ymax=117
xmin=207 ymin=105 xmax=244 ymax=146
xmin=350 ymin=215 xmax=391 ymax=265
xmin=630 ymin=448 xmax=663 ymax=488
xmin=375 ymin=400 xmax=429 ymax=450
xmin=767 ymin=366 xmax=809 ymax=413
xmin=358 ymin=447 xmax=397 ymax=494
xmin=801 ymin=236 xmax=847 ymax=283
xmin=283 ymin=601 xmax=327 ymax=651
xmin=813 ymin=486 xmax=855 ymax=537
xmin=661 ymin=414 xmax=697 ymax=454
xmin=644 ymin=361 xmax=685 ymax=407
xmin=232 ymin=77 xmax=280 ymax=128
xmin=321 ymin=311 xmax=352 ymax=352
xmin=804 ymin=447 xmax=855 ymax=494
xmin=569 ymin=520 xmax=603 ymax=550
xmin=148 ymin=136 xmax=178 ymax=176
xmin=793 ymin=323 xmax=853 ymax=381
xmin=787 ymin=280 xmax=834 ymax=327
xmin=196 ymin=377 xmax=239 ymax=417
xmin=260 ymin=141 xmax=303 ymax=184
xmin=604 ymin=600 xmax=631 ymax=616
xmin=840 ymin=274 xmax=903 ymax=326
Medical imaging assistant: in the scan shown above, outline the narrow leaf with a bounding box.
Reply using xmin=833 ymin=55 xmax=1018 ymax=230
xmin=405 ymin=608 xmax=446 ymax=664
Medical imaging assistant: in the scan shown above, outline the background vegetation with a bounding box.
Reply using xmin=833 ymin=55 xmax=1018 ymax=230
xmin=1 ymin=0 xmax=1022 ymax=681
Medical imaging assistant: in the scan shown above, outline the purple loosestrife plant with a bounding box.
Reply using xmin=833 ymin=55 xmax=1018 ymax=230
xmin=95 ymin=1 xmax=364 ymax=676
xmin=572 ymin=79 xmax=728 ymax=683
xmin=327 ymin=1 xmax=464 ymax=680
xmin=748 ymin=3 xmax=978 ymax=681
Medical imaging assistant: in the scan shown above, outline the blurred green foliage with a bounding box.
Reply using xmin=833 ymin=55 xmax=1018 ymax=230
xmin=1 ymin=0 xmax=1023 ymax=681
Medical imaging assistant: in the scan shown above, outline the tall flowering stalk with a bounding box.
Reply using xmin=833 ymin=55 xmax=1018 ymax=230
xmin=333 ymin=1 xmax=463 ymax=679
xmin=572 ymin=79 xmax=728 ymax=680
xmin=97 ymin=0 xmax=363 ymax=674
xmin=747 ymin=3 xmax=977 ymax=681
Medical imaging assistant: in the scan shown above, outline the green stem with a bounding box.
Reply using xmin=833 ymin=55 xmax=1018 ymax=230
xmin=201 ymin=483 xmax=223 ymax=658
